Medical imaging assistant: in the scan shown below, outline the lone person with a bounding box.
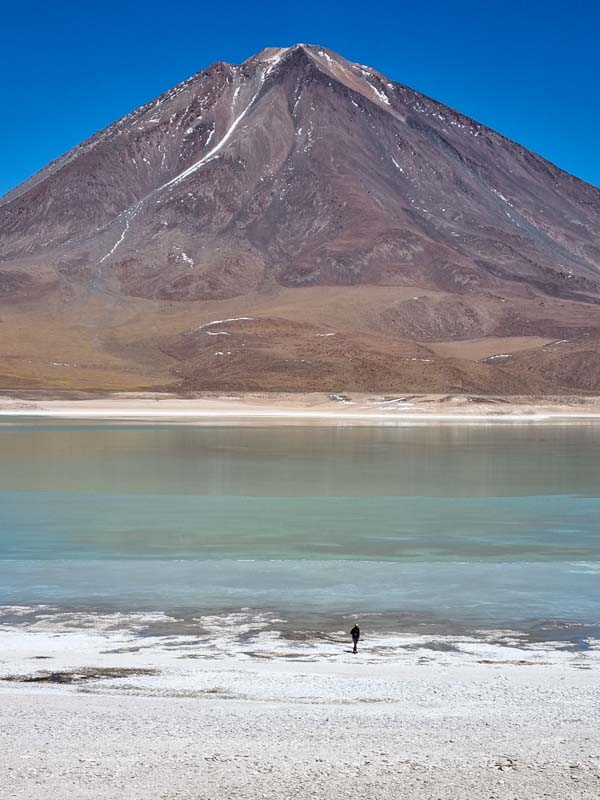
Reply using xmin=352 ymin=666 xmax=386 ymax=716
xmin=350 ymin=623 xmax=360 ymax=654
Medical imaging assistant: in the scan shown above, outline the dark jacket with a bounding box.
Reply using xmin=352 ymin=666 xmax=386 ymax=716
xmin=350 ymin=625 xmax=360 ymax=640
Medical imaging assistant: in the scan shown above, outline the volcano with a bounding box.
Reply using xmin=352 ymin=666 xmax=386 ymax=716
xmin=1 ymin=44 xmax=599 ymax=393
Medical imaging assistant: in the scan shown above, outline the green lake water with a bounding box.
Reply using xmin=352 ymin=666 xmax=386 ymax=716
xmin=1 ymin=421 xmax=599 ymax=630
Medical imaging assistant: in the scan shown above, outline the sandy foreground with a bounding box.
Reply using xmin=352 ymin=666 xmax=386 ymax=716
xmin=1 ymin=662 xmax=599 ymax=799
xmin=1 ymin=615 xmax=599 ymax=799
xmin=2 ymin=390 xmax=600 ymax=423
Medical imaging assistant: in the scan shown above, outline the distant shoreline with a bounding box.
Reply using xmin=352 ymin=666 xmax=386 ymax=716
xmin=1 ymin=391 xmax=600 ymax=423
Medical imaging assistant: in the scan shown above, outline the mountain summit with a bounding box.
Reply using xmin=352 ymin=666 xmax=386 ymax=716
xmin=1 ymin=44 xmax=600 ymax=393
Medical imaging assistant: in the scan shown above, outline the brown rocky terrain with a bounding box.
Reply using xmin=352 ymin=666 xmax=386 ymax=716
xmin=1 ymin=44 xmax=599 ymax=393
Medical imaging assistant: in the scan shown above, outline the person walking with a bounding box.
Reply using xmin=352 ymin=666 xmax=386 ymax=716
xmin=350 ymin=623 xmax=360 ymax=654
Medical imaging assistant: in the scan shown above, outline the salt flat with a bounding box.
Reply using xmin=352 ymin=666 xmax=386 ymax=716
xmin=1 ymin=605 xmax=599 ymax=798
xmin=3 ymin=390 xmax=600 ymax=422
xmin=1 ymin=659 xmax=598 ymax=800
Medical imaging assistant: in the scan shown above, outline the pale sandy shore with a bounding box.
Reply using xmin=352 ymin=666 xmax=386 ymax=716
xmin=1 ymin=614 xmax=599 ymax=798
xmin=1 ymin=663 xmax=598 ymax=799
xmin=2 ymin=390 xmax=600 ymax=423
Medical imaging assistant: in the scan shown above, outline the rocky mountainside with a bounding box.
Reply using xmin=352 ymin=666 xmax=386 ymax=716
xmin=1 ymin=44 xmax=600 ymax=394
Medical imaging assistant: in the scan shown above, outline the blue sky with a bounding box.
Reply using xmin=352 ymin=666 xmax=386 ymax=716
xmin=1 ymin=0 xmax=599 ymax=196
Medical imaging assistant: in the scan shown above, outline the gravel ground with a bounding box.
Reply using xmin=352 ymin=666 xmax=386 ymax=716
xmin=1 ymin=662 xmax=599 ymax=800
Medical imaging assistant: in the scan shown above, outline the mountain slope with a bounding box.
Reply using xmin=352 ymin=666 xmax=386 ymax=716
xmin=1 ymin=44 xmax=600 ymax=393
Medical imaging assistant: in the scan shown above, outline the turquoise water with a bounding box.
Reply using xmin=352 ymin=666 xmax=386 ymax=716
xmin=1 ymin=421 xmax=599 ymax=627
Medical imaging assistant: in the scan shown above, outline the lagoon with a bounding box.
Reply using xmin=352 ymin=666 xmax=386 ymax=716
xmin=1 ymin=421 xmax=599 ymax=632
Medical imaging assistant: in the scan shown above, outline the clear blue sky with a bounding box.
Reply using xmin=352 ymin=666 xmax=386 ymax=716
xmin=1 ymin=0 xmax=599 ymax=196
